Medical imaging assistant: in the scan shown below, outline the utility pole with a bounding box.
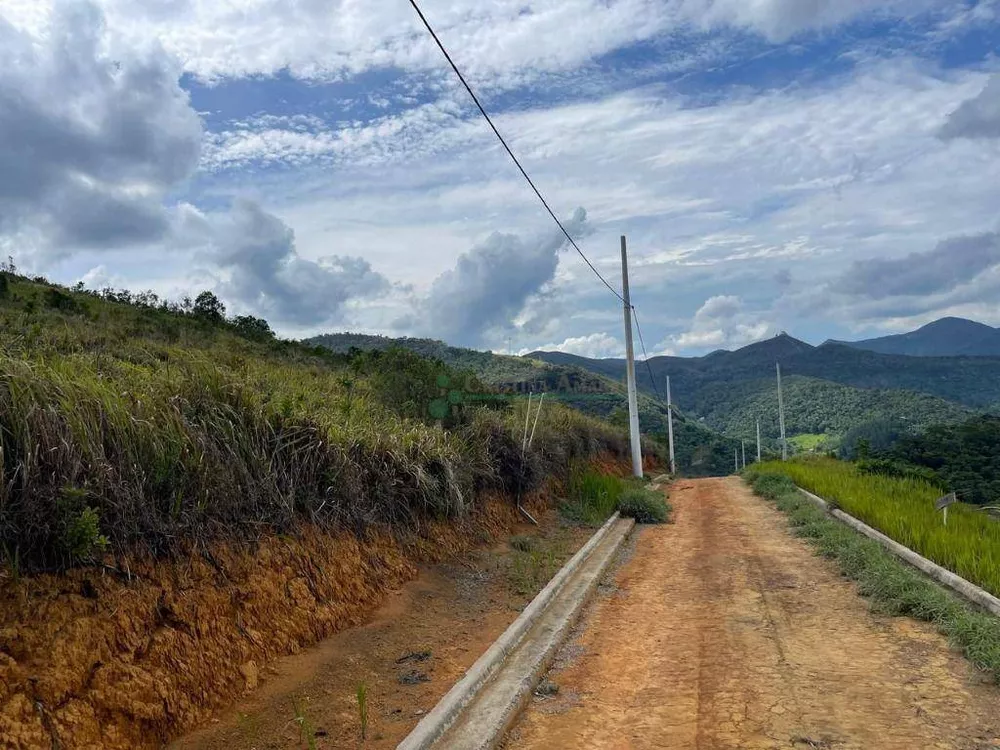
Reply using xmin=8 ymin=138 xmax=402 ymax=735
xmin=621 ymin=236 xmax=643 ymax=478
xmin=666 ymin=375 xmax=676 ymax=475
xmin=741 ymin=440 xmax=746 ymax=470
xmin=756 ymin=419 xmax=762 ymax=463
xmin=776 ymin=362 xmax=787 ymax=461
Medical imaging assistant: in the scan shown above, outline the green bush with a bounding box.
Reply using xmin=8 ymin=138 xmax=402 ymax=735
xmin=617 ymin=488 xmax=670 ymax=524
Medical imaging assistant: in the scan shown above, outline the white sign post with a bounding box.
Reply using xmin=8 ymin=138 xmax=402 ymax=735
xmin=935 ymin=492 xmax=957 ymax=526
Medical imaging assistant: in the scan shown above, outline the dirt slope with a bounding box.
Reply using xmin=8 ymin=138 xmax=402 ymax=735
xmin=508 ymin=477 xmax=1000 ymax=750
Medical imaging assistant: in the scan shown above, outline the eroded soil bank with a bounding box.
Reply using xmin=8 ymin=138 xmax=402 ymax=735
xmin=171 ymin=502 xmax=592 ymax=749
xmin=0 ymin=457 xmax=631 ymax=750
xmin=508 ymin=477 xmax=1000 ymax=750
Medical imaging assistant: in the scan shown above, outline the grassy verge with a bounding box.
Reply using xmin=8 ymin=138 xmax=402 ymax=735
xmin=0 ymin=273 xmax=654 ymax=572
xmin=755 ymin=458 xmax=1000 ymax=597
xmin=559 ymin=465 xmax=671 ymax=527
xmin=506 ymin=533 xmax=570 ymax=596
xmin=745 ymin=469 xmax=1000 ymax=681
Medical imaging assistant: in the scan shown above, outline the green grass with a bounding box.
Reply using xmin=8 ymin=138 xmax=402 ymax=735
xmin=744 ymin=470 xmax=1000 ymax=682
xmin=788 ymin=433 xmax=830 ymax=452
xmin=560 ymin=466 xmax=629 ymax=526
xmin=750 ymin=458 xmax=1000 ymax=598
xmin=0 ymin=273 xmax=641 ymax=571
xmin=508 ymin=542 xmax=566 ymax=596
xmin=559 ymin=465 xmax=671 ymax=526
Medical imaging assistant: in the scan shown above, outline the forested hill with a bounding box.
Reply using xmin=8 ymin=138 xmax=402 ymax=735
xmin=830 ymin=317 xmax=1000 ymax=357
xmin=529 ymin=333 xmax=1000 ymax=410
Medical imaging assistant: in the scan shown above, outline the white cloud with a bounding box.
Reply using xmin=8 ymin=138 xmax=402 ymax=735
xmin=666 ymin=295 xmax=771 ymax=351
xmin=0 ymin=2 xmax=202 ymax=255
xmin=521 ymin=332 xmax=624 ymax=359
xmin=408 ymin=208 xmax=590 ymax=347
xmin=212 ymin=200 xmax=390 ymax=326
xmin=0 ymin=0 xmax=957 ymax=86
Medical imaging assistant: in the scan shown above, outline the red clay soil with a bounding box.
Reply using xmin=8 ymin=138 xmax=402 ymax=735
xmin=508 ymin=477 xmax=1000 ymax=750
xmin=170 ymin=506 xmax=593 ymax=749
xmin=0 ymin=470 xmax=596 ymax=750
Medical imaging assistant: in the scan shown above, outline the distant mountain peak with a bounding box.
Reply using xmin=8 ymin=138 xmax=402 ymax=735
xmin=838 ymin=317 xmax=1000 ymax=358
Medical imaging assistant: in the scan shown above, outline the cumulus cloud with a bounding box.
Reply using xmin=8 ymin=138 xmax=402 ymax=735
xmin=940 ymin=74 xmax=1000 ymax=139
xmin=213 ymin=200 xmax=389 ymax=326
xmin=0 ymin=3 xmax=202 ymax=253
xmin=413 ymin=208 xmax=590 ymax=346
xmin=669 ymin=295 xmax=771 ymax=351
xmin=523 ymin=332 xmax=624 ymax=359
xmin=833 ymin=231 xmax=1000 ymax=299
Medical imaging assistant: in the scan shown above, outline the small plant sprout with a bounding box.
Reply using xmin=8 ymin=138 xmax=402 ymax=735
xmin=356 ymin=681 xmax=369 ymax=740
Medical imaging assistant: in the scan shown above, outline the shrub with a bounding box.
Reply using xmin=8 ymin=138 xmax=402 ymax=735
xmin=44 ymin=287 xmax=78 ymax=312
xmin=617 ymin=488 xmax=669 ymax=524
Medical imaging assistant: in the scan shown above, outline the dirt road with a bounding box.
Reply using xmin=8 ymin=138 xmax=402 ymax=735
xmin=507 ymin=477 xmax=1000 ymax=750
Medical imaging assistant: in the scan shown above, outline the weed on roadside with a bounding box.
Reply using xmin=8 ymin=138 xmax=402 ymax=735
xmin=291 ymin=697 xmax=317 ymax=750
xmin=356 ymin=682 xmax=369 ymax=741
xmin=509 ymin=544 xmax=565 ymax=596
xmin=745 ymin=470 xmax=1000 ymax=682
xmin=617 ymin=488 xmax=671 ymax=524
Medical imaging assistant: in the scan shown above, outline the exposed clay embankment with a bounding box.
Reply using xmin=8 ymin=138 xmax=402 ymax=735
xmin=1 ymin=459 xmax=635 ymax=750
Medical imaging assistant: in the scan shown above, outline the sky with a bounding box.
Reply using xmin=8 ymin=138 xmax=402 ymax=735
xmin=0 ymin=0 xmax=998 ymax=358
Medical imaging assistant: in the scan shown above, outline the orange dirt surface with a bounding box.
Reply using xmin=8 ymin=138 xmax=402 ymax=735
xmin=0 ymin=472 xmax=588 ymax=750
xmin=508 ymin=477 xmax=1000 ymax=750
xmin=170 ymin=507 xmax=592 ymax=750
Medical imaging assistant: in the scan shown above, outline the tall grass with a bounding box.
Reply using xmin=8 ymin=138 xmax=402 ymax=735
xmin=0 ymin=275 xmax=639 ymax=571
xmin=561 ymin=466 xmax=629 ymax=526
xmin=751 ymin=458 xmax=1000 ymax=597
xmin=745 ymin=471 xmax=1000 ymax=681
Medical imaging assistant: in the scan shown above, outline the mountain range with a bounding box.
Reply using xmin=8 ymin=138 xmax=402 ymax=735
xmin=829 ymin=317 xmax=1000 ymax=357
xmin=309 ymin=320 xmax=1000 ymax=468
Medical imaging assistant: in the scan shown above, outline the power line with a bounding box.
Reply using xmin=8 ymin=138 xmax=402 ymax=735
xmin=406 ymin=0 xmax=625 ymax=304
xmin=631 ymin=306 xmax=663 ymax=402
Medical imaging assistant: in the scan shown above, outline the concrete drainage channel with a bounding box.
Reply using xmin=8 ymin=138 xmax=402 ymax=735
xmin=797 ymin=487 xmax=1000 ymax=618
xmin=398 ymin=477 xmax=669 ymax=750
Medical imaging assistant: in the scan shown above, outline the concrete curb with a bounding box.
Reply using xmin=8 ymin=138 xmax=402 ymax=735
xmin=797 ymin=487 xmax=1000 ymax=618
xmin=398 ymin=511 xmax=629 ymax=750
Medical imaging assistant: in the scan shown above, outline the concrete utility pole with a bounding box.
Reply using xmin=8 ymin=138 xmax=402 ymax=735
xmin=776 ymin=362 xmax=788 ymax=461
xmin=621 ymin=236 xmax=643 ymax=478
xmin=666 ymin=375 xmax=676 ymax=475
xmin=742 ymin=440 xmax=746 ymax=470
xmin=756 ymin=419 xmax=762 ymax=463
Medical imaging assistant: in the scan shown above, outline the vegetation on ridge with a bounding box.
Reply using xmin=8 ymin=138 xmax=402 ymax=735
xmin=0 ymin=269 xmax=648 ymax=572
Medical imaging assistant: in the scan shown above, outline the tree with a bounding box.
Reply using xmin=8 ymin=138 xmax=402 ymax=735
xmin=232 ymin=314 xmax=274 ymax=341
xmin=192 ymin=291 xmax=226 ymax=322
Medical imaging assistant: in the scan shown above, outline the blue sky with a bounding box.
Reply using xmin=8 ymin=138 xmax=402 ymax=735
xmin=1 ymin=0 xmax=999 ymax=357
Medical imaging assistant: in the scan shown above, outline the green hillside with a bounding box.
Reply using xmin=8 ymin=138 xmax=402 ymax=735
xmin=309 ymin=333 xmax=743 ymax=476
xmin=694 ymin=375 xmax=973 ymax=446
xmin=0 ymin=274 xmax=643 ymax=571
xmin=531 ymin=333 xmax=992 ymax=451
xmin=531 ymin=333 xmax=1000 ymax=409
